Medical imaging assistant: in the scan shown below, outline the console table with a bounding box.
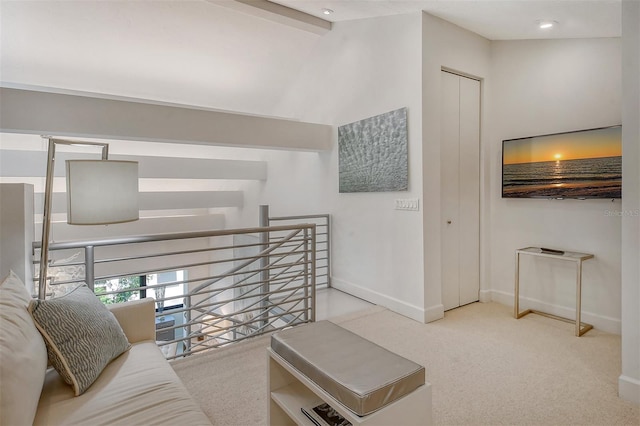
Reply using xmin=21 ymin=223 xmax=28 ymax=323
xmin=514 ymin=247 xmax=594 ymax=337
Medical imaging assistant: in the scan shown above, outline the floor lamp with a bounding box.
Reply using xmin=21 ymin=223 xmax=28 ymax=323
xmin=38 ymin=137 xmax=139 ymax=300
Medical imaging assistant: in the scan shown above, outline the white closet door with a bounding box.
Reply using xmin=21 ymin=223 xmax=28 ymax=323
xmin=441 ymin=71 xmax=461 ymax=311
xmin=441 ymin=71 xmax=480 ymax=311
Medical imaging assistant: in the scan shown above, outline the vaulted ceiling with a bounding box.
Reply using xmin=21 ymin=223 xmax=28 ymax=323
xmin=0 ymin=1 xmax=622 ymax=117
xmin=273 ymin=0 xmax=621 ymax=40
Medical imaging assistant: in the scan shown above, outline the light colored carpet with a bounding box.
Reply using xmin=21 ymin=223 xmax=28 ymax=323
xmin=171 ymin=302 xmax=640 ymax=425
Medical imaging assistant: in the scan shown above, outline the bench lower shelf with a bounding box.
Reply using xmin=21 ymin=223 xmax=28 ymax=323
xmin=267 ymin=348 xmax=432 ymax=426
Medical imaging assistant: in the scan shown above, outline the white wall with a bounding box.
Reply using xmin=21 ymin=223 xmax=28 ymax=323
xmin=270 ymin=13 xmax=427 ymax=320
xmin=620 ymin=0 xmax=640 ymax=404
xmin=489 ymin=38 xmax=623 ymax=333
xmin=421 ymin=13 xmax=492 ymax=321
xmin=0 ymin=184 xmax=34 ymax=285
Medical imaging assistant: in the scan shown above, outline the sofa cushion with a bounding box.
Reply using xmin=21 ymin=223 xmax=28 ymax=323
xmin=34 ymin=342 xmax=212 ymax=425
xmin=28 ymin=284 xmax=131 ymax=396
xmin=0 ymin=271 xmax=48 ymax=426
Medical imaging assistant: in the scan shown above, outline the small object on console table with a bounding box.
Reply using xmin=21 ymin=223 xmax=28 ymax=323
xmin=540 ymin=247 xmax=565 ymax=255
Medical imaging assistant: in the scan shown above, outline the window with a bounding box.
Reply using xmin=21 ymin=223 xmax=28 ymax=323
xmin=146 ymin=271 xmax=186 ymax=312
xmin=94 ymin=276 xmax=143 ymax=305
xmin=95 ymin=270 xmax=186 ymax=311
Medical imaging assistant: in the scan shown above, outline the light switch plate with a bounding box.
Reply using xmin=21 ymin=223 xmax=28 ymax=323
xmin=395 ymin=198 xmax=420 ymax=211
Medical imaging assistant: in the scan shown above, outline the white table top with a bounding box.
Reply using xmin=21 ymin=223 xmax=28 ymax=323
xmin=516 ymin=247 xmax=594 ymax=261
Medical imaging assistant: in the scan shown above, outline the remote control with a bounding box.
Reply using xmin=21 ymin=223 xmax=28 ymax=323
xmin=540 ymin=247 xmax=564 ymax=255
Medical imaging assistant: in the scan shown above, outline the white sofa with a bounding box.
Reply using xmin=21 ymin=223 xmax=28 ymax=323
xmin=0 ymin=271 xmax=212 ymax=426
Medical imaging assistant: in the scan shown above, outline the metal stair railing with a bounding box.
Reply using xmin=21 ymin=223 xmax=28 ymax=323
xmin=33 ymin=223 xmax=316 ymax=360
xmin=261 ymin=205 xmax=331 ymax=289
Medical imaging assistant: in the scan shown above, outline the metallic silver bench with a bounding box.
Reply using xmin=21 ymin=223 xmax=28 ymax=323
xmin=267 ymin=321 xmax=432 ymax=425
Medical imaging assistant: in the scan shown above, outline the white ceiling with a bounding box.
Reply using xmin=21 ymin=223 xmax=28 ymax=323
xmin=0 ymin=1 xmax=322 ymax=116
xmin=273 ymin=0 xmax=622 ymax=40
xmin=0 ymin=0 xmax=622 ymax=120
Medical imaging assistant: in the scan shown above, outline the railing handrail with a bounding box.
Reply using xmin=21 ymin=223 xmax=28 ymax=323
xmin=269 ymin=213 xmax=330 ymax=222
xmin=32 ymin=223 xmax=316 ymax=251
xmin=33 ymin=208 xmax=324 ymax=360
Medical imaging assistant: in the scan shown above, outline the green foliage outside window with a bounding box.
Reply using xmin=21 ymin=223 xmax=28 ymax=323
xmin=94 ymin=276 xmax=141 ymax=304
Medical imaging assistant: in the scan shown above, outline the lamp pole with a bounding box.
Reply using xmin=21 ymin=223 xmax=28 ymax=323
xmin=38 ymin=138 xmax=109 ymax=300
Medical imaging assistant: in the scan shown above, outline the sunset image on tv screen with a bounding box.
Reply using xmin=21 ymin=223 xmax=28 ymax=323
xmin=502 ymin=126 xmax=622 ymax=199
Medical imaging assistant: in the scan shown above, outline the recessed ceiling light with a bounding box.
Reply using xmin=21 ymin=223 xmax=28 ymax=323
xmin=537 ymin=20 xmax=558 ymax=29
xmin=322 ymin=8 xmax=334 ymax=15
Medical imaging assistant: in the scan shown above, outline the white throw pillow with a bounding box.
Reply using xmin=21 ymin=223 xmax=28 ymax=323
xmin=0 ymin=271 xmax=48 ymax=426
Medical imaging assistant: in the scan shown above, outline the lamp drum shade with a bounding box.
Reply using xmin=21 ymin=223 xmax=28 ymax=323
xmin=65 ymin=160 xmax=139 ymax=225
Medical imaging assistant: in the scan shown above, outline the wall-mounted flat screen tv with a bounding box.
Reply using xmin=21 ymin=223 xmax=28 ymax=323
xmin=502 ymin=125 xmax=622 ymax=199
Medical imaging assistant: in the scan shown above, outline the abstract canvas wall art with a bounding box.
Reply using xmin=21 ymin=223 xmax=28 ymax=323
xmin=338 ymin=107 xmax=408 ymax=193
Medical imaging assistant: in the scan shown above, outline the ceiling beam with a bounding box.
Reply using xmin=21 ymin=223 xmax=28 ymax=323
xmin=0 ymin=150 xmax=267 ymax=180
xmin=0 ymin=87 xmax=332 ymax=151
xmin=35 ymin=191 xmax=244 ymax=214
xmin=208 ymin=0 xmax=331 ymax=35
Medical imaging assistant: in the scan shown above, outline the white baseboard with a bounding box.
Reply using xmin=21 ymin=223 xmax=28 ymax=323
xmin=618 ymin=375 xmax=640 ymax=405
xmin=331 ymin=278 xmax=428 ymax=323
xmin=489 ymin=289 xmax=516 ymax=307
xmin=424 ymin=303 xmax=444 ymax=323
xmin=487 ymin=289 xmax=621 ymax=334
xmin=479 ymin=289 xmax=492 ymax=303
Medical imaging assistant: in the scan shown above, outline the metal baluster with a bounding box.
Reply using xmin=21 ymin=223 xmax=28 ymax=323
xmin=84 ymin=246 xmax=95 ymax=291
xmin=259 ymin=205 xmax=270 ymax=330
xmin=185 ymin=294 xmax=192 ymax=355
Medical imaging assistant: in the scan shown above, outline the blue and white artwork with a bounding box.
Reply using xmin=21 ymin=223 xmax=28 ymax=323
xmin=338 ymin=107 xmax=408 ymax=193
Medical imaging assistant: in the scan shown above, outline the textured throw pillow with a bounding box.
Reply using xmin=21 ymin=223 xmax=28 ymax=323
xmin=28 ymin=284 xmax=131 ymax=396
xmin=0 ymin=271 xmax=48 ymax=426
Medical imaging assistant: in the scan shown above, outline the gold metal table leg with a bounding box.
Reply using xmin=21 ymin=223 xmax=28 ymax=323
xmin=514 ymin=249 xmax=593 ymax=336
